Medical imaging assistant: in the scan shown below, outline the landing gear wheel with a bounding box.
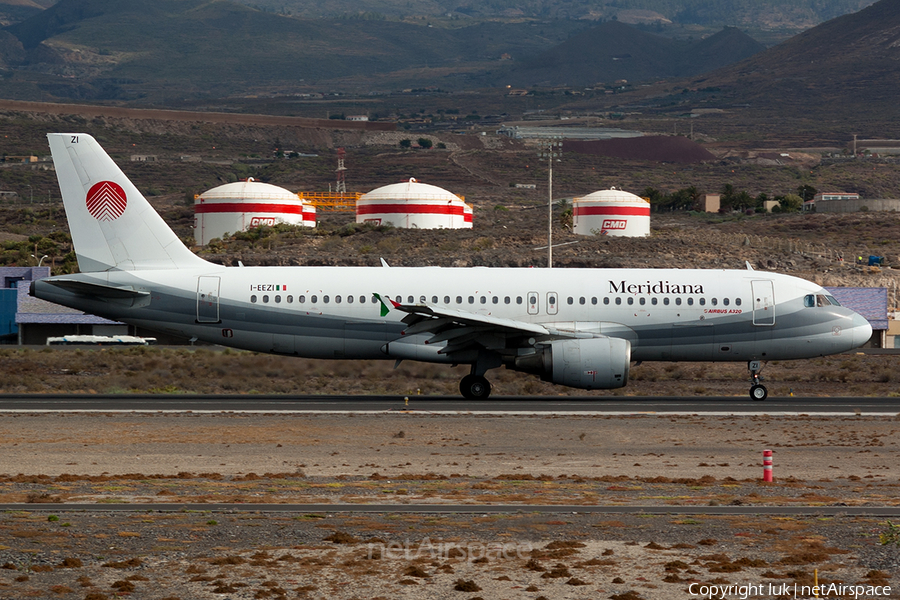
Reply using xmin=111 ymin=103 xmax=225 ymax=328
xmin=750 ymin=384 xmax=768 ymax=401
xmin=460 ymin=374 xmax=492 ymax=400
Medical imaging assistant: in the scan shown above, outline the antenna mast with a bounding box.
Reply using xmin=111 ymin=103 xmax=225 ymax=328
xmin=335 ymin=147 xmax=347 ymax=194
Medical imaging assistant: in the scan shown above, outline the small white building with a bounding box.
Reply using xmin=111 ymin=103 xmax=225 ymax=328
xmin=573 ymin=188 xmax=650 ymax=237
xmin=356 ymin=178 xmax=472 ymax=229
xmin=194 ymin=179 xmax=315 ymax=245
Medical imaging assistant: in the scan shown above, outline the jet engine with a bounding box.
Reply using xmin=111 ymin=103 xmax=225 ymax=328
xmin=513 ymin=337 xmax=631 ymax=390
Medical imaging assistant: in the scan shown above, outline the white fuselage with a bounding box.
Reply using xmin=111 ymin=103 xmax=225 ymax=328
xmin=34 ymin=265 xmax=872 ymax=364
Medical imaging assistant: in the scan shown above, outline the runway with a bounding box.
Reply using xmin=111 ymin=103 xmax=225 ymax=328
xmin=1 ymin=503 xmax=899 ymax=516
xmin=0 ymin=393 xmax=898 ymax=414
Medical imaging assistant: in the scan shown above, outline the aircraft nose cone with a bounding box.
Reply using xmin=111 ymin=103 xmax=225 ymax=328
xmin=851 ymin=312 xmax=872 ymax=348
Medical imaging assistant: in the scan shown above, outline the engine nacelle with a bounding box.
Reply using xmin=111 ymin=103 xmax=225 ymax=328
xmin=514 ymin=337 xmax=631 ymax=390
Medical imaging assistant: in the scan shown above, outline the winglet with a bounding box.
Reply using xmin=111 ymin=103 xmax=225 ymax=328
xmin=380 ymin=258 xmax=390 ymax=268
xmin=745 ymin=261 xmax=754 ymax=271
xmin=373 ymin=293 xmax=400 ymax=317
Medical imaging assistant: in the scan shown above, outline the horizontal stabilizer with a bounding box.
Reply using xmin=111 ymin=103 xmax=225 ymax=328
xmin=45 ymin=279 xmax=149 ymax=299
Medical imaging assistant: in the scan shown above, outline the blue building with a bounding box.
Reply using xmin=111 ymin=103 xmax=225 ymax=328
xmin=825 ymin=286 xmax=887 ymax=348
xmin=2 ymin=266 xmax=128 ymax=345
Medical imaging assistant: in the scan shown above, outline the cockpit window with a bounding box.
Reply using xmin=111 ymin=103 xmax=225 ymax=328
xmin=806 ymin=293 xmax=842 ymax=307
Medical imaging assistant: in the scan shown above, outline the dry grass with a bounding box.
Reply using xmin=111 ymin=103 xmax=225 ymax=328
xmin=2 ymin=346 xmax=899 ymax=397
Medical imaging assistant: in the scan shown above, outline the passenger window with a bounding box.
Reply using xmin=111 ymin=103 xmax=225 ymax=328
xmin=723 ymin=298 xmax=729 ymax=306
xmin=711 ymin=298 xmax=717 ymax=306
xmin=263 ymin=295 xmax=270 ymax=303
xmin=615 ymin=297 xmax=622 ymax=305
xmin=517 ymin=296 xmax=523 ymax=305
xmin=408 ymin=295 xmax=414 ymax=303
xmin=456 ymin=296 xmax=463 ymax=304
xmin=251 ymin=295 xmax=257 ymax=303
xmin=592 ymin=297 xmax=598 ymax=305
xmin=675 ymin=298 xmax=682 ymax=306
xmin=664 ymin=297 xmax=670 ymax=305
xmin=444 ymin=296 xmax=450 ymax=304
xmin=347 ymin=295 xmax=353 ymax=304
xmin=687 ymin=297 xmax=693 ymax=306
xmin=299 ymin=295 xmax=306 ymax=303
xmin=287 ymin=295 xmax=293 ymax=303
xmin=651 ymin=297 xmax=658 ymax=305
xmin=323 ymin=295 xmax=330 ymax=304
xmin=699 ymin=298 xmax=705 ymax=306
xmin=579 ymin=297 xmax=586 ymax=305
xmin=275 ymin=295 xmax=282 ymax=303
xmin=735 ymin=298 xmax=742 ymax=306
xmin=549 ymin=295 xmax=557 ymax=305
xmin=469 ymin=296 xmax=475 ymax=304
xmin=627 ymin=297 xmax=634 ymax=305
xmin=504 ymin=296 xmax=511 ymax=304
xmin=529 ymin=295 xmax=537 ymax=305
xmin=480 ymin=296 xmax=486 ymax=304
xmin=492 ymin=296 xmax=499 ymax=304
xmin=639 ymin=297 xmax=645 ymax=305
xmin=567 ymin=297 xmax=573 ymax=305
xmin=603 ymin=297 xmax=609 ymax=305
xmin=395 ymin=295 xmax=402 ymax=303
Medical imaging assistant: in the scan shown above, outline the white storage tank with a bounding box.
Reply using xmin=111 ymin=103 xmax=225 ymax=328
xmin=573 ymin=187 xmax=650 ymax=237
xmin=194 ymin=178 xmax=315 ymax=245
xmin=356 ymin=178 xmax=472 ymax=229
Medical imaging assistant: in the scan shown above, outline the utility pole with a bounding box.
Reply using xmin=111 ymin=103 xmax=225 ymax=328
xmin=538 ymin=137 xmax=562 ymax=268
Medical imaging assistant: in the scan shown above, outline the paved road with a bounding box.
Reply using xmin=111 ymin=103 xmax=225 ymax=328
xmin=0 ymin=394 xmax=897 ymax=414
xmin=1 ymin=503 xmax=898 ymax=515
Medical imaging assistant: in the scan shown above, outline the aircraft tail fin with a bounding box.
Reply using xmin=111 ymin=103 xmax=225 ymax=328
xmin=47 ymin=133 xmax=208 ymax=272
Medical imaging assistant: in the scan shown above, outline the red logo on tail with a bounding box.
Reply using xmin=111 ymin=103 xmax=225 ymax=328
xmin=86 ymin=181 xmax=127 ymax=221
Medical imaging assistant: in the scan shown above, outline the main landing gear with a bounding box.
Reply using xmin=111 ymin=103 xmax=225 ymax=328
xmin=459 ymin=352 xmax=501 ymax=400
xmin=748 ymin=360 xmax=767 ymax=401
xmin=460 ymin=374 xmax=492 ymax=400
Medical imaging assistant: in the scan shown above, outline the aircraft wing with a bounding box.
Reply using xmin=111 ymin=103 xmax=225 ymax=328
xmin=377 ymin=294 xmax=556 ymax=357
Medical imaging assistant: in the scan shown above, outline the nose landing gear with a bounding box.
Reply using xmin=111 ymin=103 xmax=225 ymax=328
xmin=748 ymin=360 xmax=767 ymax=401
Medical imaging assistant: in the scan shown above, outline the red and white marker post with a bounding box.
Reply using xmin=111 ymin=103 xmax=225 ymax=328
xmin=763 ymin=449 xmax=773 ymax=482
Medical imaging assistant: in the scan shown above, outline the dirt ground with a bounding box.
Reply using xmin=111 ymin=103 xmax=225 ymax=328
xmin=0 ymin=412 xmax=898 ymax=600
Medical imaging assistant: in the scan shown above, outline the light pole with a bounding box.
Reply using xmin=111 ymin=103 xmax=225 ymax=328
xmin=32 ymin=254 xmax=48 ymax=267
xmin=538 ymin=137 xmax=562 ymax=268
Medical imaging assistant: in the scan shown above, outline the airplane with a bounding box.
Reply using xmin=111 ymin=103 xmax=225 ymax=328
xmin=31 ymin=133 xmax=872 ymax=400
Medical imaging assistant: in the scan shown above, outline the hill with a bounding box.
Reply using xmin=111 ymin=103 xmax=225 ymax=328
xmin=0 ymin=0 xmax=771 ymax=101
xmin=500 ymin=21 xmax=764 ymax=87
xmin=237 ymin=0 xmax=876 ymax=31
xmin=0 ymin=0 xmax=592 ymax=99
xmin=676 ymin=0 xmax=900 ymax=122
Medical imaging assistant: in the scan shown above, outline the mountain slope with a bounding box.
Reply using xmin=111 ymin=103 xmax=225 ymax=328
xmin=237 ymin=0 xmax=876 ymax=30
xmin=2 ymin=0 xmax=592 ymax=97
xmin=501 ymin=21 xmax=764 ymax=87
xmin=682 ymin=0 xmax=900 ymax=118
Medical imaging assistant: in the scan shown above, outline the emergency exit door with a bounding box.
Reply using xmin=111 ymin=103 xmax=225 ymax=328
xmin=197 ymin=276 xmax=221 ymax=323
